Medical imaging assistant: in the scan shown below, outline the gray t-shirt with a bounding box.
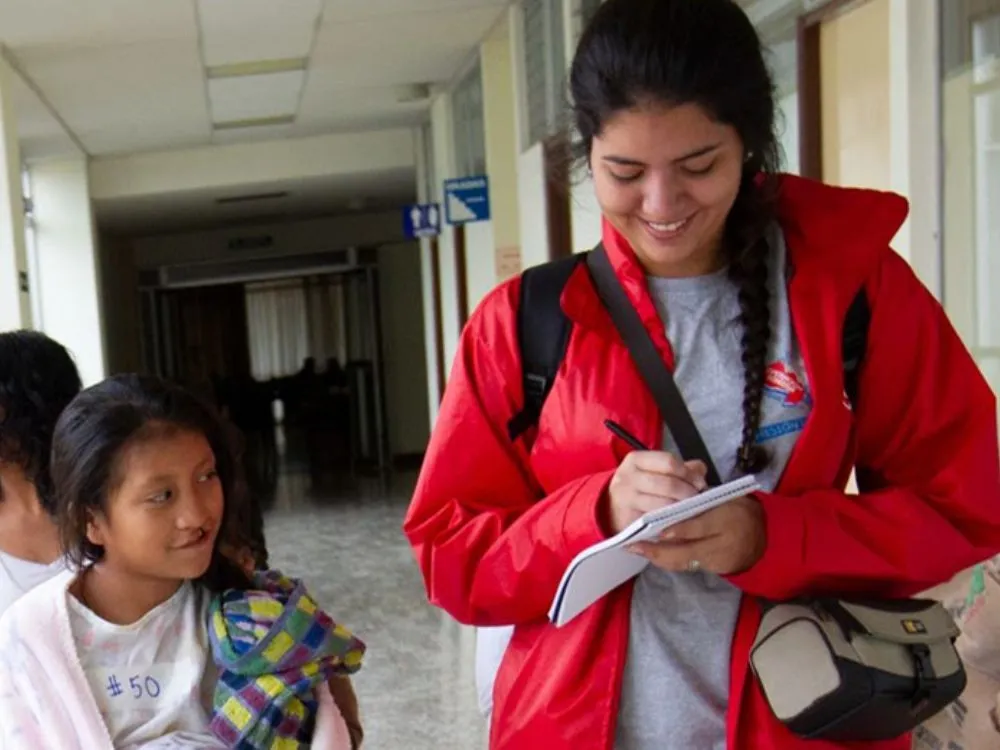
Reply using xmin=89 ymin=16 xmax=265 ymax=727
xmin=615 ymin=227 xmax=811 ymax=749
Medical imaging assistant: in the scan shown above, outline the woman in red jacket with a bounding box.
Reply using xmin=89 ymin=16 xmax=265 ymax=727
xmin=404 ymin=0 xmax=1000 ymax=748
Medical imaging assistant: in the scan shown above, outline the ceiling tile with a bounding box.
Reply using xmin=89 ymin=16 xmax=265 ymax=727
xmin=14 ymin=39 xmax=210 ymax=155
xmin=198 ymin=0 xmax=323 ymax=66
xmin=0 ymin=1 xmax=196 ymax=49
xmin=308 ymin=6 xmax=504 ymax=88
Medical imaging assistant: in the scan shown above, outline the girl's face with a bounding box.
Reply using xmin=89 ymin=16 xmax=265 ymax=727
xmin=87 ymin=428 xmax=224 ymax=583
xmin=590 ymin=101 xmax=745 ymax=277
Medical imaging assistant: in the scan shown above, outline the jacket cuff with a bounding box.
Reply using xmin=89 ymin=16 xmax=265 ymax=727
xmin=560 ymin=469 xmax=616 ymax=554
xmin=726 ymin=491 xmax=805 ymax=599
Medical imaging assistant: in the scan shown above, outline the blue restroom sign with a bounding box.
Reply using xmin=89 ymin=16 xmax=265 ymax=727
xmin=403 ymin=203 xmax=441 ymax=239
xmin=443 ymin=176 xmax=491 ymax=225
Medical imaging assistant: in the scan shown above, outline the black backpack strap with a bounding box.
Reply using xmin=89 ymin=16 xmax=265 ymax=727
xmin=842 ymin=288 xmax=870 ymax=409
xmin=507 ymin=254 xmax=587 ymax=442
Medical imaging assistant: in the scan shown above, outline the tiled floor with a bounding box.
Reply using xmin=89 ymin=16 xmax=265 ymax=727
xmin=261 ymin=469 xmax=489 ymax=750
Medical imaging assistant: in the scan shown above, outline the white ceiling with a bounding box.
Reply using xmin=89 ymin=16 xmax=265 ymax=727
xmin=1 ymin=0 xmax=507 ymax=232
xmin=2 ymin=0 xmax=508 ymax=157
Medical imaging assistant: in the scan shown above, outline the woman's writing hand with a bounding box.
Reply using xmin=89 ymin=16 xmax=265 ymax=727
xmin=604 ymin=450 xmax=708 ymax=535
xmin=629 ymin=497 xmax=766 ymax=576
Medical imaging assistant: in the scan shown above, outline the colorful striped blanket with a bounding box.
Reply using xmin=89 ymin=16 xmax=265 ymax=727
xmin=207 ymin=569 xmax=366 ymax=749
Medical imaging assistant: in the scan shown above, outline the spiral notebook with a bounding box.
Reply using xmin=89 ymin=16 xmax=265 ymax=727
xmin=548 ymin=474 xmax=760 ymax=627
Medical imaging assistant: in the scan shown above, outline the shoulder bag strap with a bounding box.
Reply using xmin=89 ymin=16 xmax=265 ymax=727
xmin=586 ymin=244 xmax=722 ymax=486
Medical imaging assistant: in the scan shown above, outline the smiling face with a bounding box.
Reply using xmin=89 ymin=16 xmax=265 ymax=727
xmin=591 ymin=101 xmax=746 ymax=277
xmin=87 ymin=427 xmax=224 ymax=584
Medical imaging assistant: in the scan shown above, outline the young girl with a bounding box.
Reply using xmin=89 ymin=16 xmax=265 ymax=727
xmin=0 ymin=374 xmax=365 ymax=749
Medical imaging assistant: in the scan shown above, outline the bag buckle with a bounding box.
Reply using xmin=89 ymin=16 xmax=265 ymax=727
xmin=909 ymin=643 xmax=934 ymax=710
xmin=524 ymin=373 xmax=549 ymax=401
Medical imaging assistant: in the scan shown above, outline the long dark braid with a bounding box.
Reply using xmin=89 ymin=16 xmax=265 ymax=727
xmin=729 ymin=237 xmax=771 ymax=473
xmin=726 ymin=171 xmax=777 ymax=474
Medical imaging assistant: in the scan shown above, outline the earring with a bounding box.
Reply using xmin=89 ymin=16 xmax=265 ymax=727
xmin=745 ymin=150 xmax=755 ymax=163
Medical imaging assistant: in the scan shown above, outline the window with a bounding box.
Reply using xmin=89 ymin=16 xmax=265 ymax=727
xmin=522 ymin=0 xmax=566 ymax=148
xmin=941 ymin=0 xmax=1000 ymax=392
xmin=453 ymin=61 xmax=487 ymax=177
xmin=745 ymin=0 xmax=810 ymax=174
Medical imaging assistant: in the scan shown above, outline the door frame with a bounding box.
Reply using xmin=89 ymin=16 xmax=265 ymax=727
xmin=544 ymin=136 xmax=574 ymax=260
xmin=797 ymin=0 xmax=874 ymax=180
xmin=454 ymin=224 xmax=470 ymax=329
xmin=429 ymin=238 xmax=447 ymax=402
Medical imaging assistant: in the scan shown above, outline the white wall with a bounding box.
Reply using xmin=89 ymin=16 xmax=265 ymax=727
xmin=131 ymin=211 xmax=406 ymax=269
xmin=0 ymin=57 xmax=30 ymax=330
xmin=517 ymin=142 xmax=550 ymax=270
xmin=430 ymin=94 xmax=462 ymax=372
xmin=414 ymin=126 xmax=441 ymax=427
xmin=89 ymin=129 xmax=416 ymax=201
xmin=888 ymin=0 xmax=941 ymax=298
xmin=464 ymin=219 xmax=497 ymax=312
xmin=377 ymin=241 xmax=431 ymax=457
xmin=570 ymin=170 xmax=602 ymax=252
xmin=30 ymin=158 xmax=106 ymax=385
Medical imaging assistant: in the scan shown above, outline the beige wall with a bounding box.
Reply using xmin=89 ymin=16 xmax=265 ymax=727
xmin=377 ymin=242 xmax=431 ymax=457
xmin=98 ymin=232 xmax=142 ymax=374
xmin=482 ymin=14 xmax=522 ymax=283
xmin=820 ymin=0 xmax=892 ymax=192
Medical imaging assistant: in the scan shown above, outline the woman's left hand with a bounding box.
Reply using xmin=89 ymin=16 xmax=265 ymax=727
xmin=628 ymin=496 xmax=766 ymax=576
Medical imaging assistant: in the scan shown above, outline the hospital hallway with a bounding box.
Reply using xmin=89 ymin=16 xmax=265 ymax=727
xmin=261 ymin=467 xmax=489 ymax=750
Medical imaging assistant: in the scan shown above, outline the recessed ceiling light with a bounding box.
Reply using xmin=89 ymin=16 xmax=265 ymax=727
xmin=213 ymin=115 xmax=296 ymax=131
xmin=207 ymin=58 xmax=308 ymax=79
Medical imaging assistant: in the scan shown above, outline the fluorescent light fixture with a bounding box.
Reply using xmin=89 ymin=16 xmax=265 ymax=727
xmin=216 ymin=191 xmax=290 ymax=205
xmin=208 ymin=70 xmax=305 ymax=125
xmin=207 ymin=57 xmax=308 ymax=79
xmin=213 ymin=115 xmax=296 ymax=130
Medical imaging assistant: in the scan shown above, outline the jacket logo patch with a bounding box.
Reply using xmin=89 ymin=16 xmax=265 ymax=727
xmin=763 ymin=362 xmax=811 ymax=409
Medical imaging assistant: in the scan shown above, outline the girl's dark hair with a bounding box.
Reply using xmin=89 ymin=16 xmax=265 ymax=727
xmin=51 ymin=374 xmax=266 ymax=591
xmin=570 ymin=0 xmax=779 ymax=473
xmin=0 ymin=331 xmax=82 ymax=513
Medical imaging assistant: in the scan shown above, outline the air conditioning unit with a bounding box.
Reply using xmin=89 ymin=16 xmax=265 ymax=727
xmin=143 ymin=247 xmax=376 ymax=289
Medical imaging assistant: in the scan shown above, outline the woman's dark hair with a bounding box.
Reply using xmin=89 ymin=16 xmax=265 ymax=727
xmin=0 ymin=331 xmax=83 ymax=512
xmin=571 ymin=0 xmax=779 ymax=472
xmin=51 ymin=374 xmax=265 ymax=591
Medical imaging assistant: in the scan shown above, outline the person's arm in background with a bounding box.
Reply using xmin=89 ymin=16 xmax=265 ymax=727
xmin=730 ymin=250 xmax=1000 ymax=599
xmin=403 ymin=280 xmax=613 ymax=627
xmin=327 ymin=675 xmax=363 ymax=749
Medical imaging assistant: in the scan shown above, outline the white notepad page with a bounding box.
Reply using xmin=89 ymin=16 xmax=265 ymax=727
xmin=548 ymin=474 xmax=760 ymax=627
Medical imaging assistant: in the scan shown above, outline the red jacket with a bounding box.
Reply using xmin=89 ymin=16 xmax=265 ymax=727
xmin=403 ymin=175 xmax=1000 ymax=749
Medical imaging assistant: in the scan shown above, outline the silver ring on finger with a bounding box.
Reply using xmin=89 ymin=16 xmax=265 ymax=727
xmin=687 ymin=559 xmax=702 ymax=573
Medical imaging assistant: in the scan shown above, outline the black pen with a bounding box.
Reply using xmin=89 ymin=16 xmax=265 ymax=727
xmin=604 ymin=419 xmax=649 ymax=451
